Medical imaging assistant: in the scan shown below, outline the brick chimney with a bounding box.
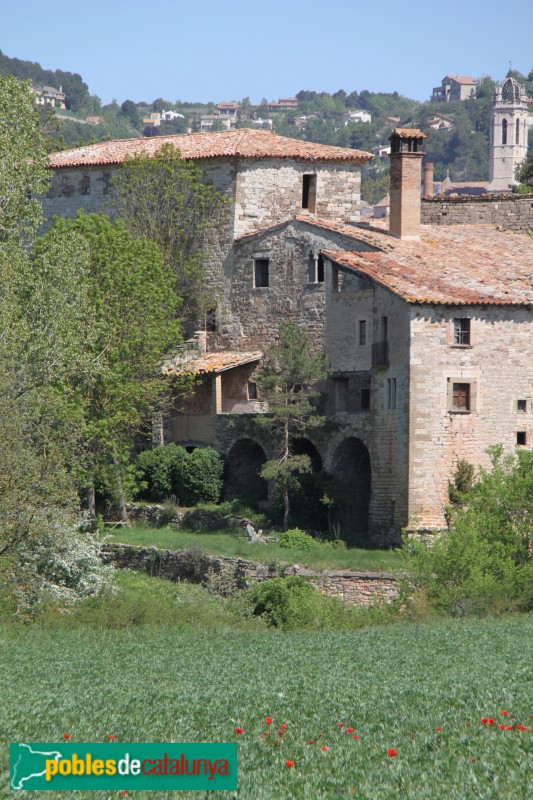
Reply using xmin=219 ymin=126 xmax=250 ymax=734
xmin=423 ymin=162 xmax=434 ymax=196
xmin=388 ymin=128 xmax=426 ymax=240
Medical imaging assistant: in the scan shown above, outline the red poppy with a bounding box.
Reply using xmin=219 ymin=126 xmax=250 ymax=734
xmin=488 ymin=719 xmax=495 ymax=725
xmin=308 ymin=739 xmax=314 ymax=745
xmin=499 ymin=724 xmax=506 ymax=730
xmin=107 ymin=734 xmax=116 ymax=740
xmin=388 ymin=748 xmax=397 ymax=757
xmin=278 ymin=729 xmax=284 ymax=736
xmin=338 ymin=723 xmax=344 ymax=728
xmin=285 ymin=760 xmax=295 ymax=768
xmin=63 ymin=734 xmax=70 ymax=740
xmin=347 ymin=727 xmax=354 ymax=733
xmin=281 ymin=724 xmax=288 ymax=730
xmin=506 ymin=725 xmax=513 ymax=731
xmin=235 ymin=728 xmax=243 ymax=735
xmin=265 ymin=717 xmax=272 ymax=725
xmin=436 ymin=727 xmax=441 ymax=732
xmin=502 ymin=710 xmax=509 ymax=716
xmin=481 ymin=718 xmax=488 ymax=724
xmin=352 ymin=735 xmax=359 ymax=740
xmin=321 ymin=746 xmax=328 ymax=751
xmin=516 ymin=725 xmax=526 ymax=731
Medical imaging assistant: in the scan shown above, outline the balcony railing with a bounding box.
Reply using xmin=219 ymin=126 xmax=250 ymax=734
xmin=372 ymin=341 xmax=389 ymax=368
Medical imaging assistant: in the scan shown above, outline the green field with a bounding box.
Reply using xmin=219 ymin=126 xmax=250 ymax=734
xmin=1 ymin=614 xmax=532 ymax=799
xmin=108 ymin=524 xmax=403 ymax=573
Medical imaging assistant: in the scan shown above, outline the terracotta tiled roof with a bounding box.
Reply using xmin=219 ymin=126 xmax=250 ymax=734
xmin=445 ymin=75 xmax=477 ymax=84
xmin=48 ymin=129 xmax=372 ymax=168
xmin=322 ymin=224 xmax=533 ymax=306
xmin=163 ymin=350 xmax=262 ymax=376
xmin=233 ymin=215 xmax=386 ymax=248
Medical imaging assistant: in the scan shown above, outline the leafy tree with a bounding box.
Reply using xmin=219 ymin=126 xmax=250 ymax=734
xmin=256 ymin=324 xmax=328 ymax=530
xmin=110 ymin=144 xmax=229 ymax=321
xmin=515 ymin=150 xmax=533 ymax=190
xmin=120 ymin=99 xmax=140 ymax=128
xmin=36 ymin=212 xmax=182 ymax=521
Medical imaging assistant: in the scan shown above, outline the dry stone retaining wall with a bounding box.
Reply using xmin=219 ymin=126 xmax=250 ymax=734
xmin=421 ymin=194 xmax=533 ymax=232
xmin=102 ymin=543 xmax=399 ymax=607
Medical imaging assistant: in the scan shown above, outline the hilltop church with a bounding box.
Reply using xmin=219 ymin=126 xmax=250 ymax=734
xmin=43 ymin=120 xmax=533 ymax=545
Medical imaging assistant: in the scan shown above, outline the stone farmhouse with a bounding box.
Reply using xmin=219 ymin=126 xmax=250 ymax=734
xmin=44 ymin=128 xmax=533 ymax=545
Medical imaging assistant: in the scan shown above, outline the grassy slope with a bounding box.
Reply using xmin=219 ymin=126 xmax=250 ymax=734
xmin=108 ymin=524 xmax=403 ymax=572
xmin=1 ymin=614 xmax=531 ymax=799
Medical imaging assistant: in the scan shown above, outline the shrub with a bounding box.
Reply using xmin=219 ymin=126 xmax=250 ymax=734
xmin=137 ymin=445 xmax=223 ymax=505
xmin=137 ymin=444 xmax=187 ymax=500
xmin=403 ymin=446 xmax=533 ymax=616
xmin=278 ymin=528 xmax=317 ymax=550
xmin=177 ymin=448 xmax=223 ymax=506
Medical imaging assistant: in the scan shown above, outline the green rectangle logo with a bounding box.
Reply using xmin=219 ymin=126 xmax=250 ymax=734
xmin=10 ymin=742 xmax=237 ymax=791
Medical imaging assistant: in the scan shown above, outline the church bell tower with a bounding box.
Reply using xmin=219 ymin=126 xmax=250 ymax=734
xmin=488 ymin=77 xmax=529 ymax=192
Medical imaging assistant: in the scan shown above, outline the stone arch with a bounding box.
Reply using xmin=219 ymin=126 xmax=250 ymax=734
xmin=290 ymin=436 xmax=323 ymax=471
xmin=224 ymin=438 xmax=268 ymax=503
xmin=331 ymin=437 xmax=371 ymax=545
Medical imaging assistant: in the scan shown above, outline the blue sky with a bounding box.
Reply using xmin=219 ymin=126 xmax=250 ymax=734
xmin=3 ymin=0 xmax=533 ymax=105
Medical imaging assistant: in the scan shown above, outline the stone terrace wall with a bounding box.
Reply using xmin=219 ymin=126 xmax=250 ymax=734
xmin=421 ymin=194 xmax=533 ymax=232
xmin=102 ymin=543 xmax=399 ymax=607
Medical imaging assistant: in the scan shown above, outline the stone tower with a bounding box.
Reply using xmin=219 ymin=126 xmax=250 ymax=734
xmin=488 ymin=77 xmax=529 ymax=192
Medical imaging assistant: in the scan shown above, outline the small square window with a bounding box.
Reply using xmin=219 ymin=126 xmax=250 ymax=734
xmin=359 ymin=320 xmax=367 ymax=346
xmin=247 ymin=381 xmax=258 ymax=400
xmin=453 ymin=383 xmax=470 ymax=410
xmin=254 ymin=259 xmax=269 ymax=288
xmin=517 ymin=431 xmax=527 ymax=446
xmin=517 ymin=399 xmax=527 ymax=412
xmin=454 ymin=318 xmax=471 ymax=345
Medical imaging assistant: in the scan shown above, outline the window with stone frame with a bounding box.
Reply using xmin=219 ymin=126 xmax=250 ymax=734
xmin=453 ymin=317 xmax=471 ymax=346
xmin=452 ymin=382 xmax=470 ymax=410
xmin=359 ymin=320 xmax=367 ymax=345
xmin=516 ymin=431 xmax=527 ymax=446
xmin=254 ymin=258 xmax=270 ymax=288
xmin=247 ymin=381 xmax=258 ymax=400
xmin=517 ymin=399 xmax=527 ymax=412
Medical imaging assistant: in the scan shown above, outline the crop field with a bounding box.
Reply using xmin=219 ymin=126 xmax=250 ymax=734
xmin=1 ymin=615 xmax=532 ymax=799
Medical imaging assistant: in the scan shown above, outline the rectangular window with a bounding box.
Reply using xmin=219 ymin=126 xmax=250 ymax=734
xmin=361 ymin=387 xmax=371 ymax=410
xmin=381 ymin=316 xmax=389 ymax=342
xmin=254 ymin=259 xmax=269 ymax=288
xmin=302 ymin=174 xmax=317 ymax=212
xmin=454 ymin=318 xmax=471 ymax=345
xmin=359 ymin=320 xmax=367 ymax=345
xmin=335 ymin=378 xmax=349 ymax=413
xmin=517 ymin=399 xmax=527 ymax=412
xmin=206 ymin=306 xmax=217 ymax=332
xmin=517 ymin=431 xmax=527 ymax=446
xmin=247 ymin=381 xmax=258 ymax=400
xmin=452 ymin=382 xmax=470 ymax=410
xmin=317 ymin=254 xmax=324 ymax=283
xmin=387 ymin=378 xmax=396 ymax=410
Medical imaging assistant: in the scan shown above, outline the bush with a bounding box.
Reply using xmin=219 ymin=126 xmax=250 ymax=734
xmin=278 ymin=528 xmax=317 ymax=550
xmin=137 ymin=445 xmax=223 ymax=505
xmin=403 ymin=446 xmax=533 ymax=616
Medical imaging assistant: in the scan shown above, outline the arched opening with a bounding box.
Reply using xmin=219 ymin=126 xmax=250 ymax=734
xmin=224 ymin=438 xmax=268 ymax=505
xmin=331 ymin=437 xmax=371 ymax=545
xmin=290 ymin=437 xmax=322 ymax=471
xmin=502 ymin=118 xmax=508 ymax=145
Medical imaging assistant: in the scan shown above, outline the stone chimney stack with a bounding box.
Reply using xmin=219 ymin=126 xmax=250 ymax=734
xmin=388 ymin=128 xmax=426 ymax=240
xmin=423 ymin=162 xmax=434 ymax=196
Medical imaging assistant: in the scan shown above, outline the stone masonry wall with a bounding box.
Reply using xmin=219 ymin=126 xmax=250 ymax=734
xmin=234 ymin=161 xmax=361 ymax=237
xmin=102 ymin=543 xmax=399 ymax=607
xmin=407 ymin=304 xmax=533 ymax=530
xmin=421 ymin=194 xmax=533 ymax=232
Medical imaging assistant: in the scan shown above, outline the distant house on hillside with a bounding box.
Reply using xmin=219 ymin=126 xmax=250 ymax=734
xmin=432 ymin=75 xmax=476 ymax=103
xmin=161 ymin=109 xmax=185 ymax=121
xmin=261 ymin=98 xmax=298 ymax=112
xmin=426 ymin=112 xmax=455 ymax=131
xmin=342 ymin=111 xmax=372 ymax=125
xmin=216 ymin=102 xmax=241 ymax=117
xmin=32 ymin=85 xmax=66 ymax=109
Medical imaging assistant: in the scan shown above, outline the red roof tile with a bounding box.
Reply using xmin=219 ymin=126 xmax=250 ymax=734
xmin=323 ymin=225 xmax=533 ymax=306
xmin=48 ymin=129 xmax=372 ymax=168
xmin=163 ymin=350 xmax=262 ymax=376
